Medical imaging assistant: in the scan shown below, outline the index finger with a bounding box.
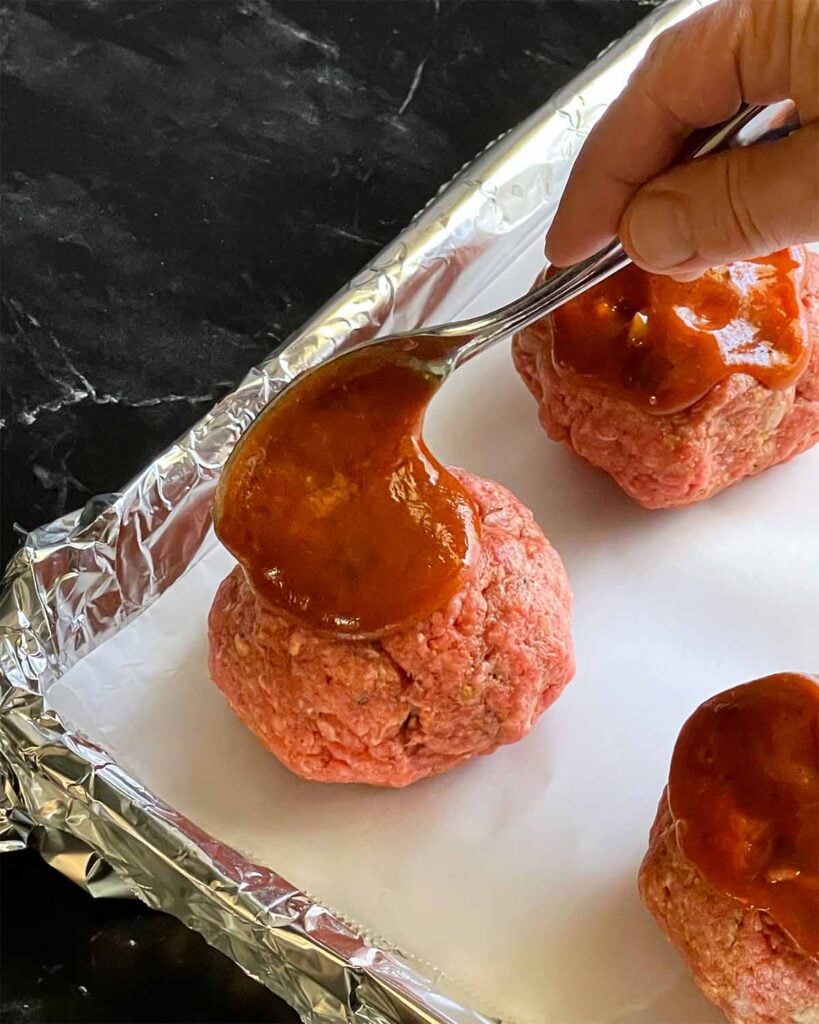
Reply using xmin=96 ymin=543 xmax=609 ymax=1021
xmin=545 ymin=0 xmax=812 ymax=266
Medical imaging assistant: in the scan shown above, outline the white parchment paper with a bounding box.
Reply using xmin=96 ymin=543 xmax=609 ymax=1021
xmin=48 ymin=236 xmax=819 ymax=1024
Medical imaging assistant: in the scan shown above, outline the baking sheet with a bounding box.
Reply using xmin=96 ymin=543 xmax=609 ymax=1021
xmin=48 ymin=227 xmax=819 ymax=1022
xmin=4 ymin=1 xmax=816 ymax=1020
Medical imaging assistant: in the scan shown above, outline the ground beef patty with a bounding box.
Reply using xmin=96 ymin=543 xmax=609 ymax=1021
xmin=208 ymin=469 xmax=574 ymax=787
xmin=639 ymin=795 xmax=819 ymax=1024
xmin=513 ymin=254 xmax=819 ymax=509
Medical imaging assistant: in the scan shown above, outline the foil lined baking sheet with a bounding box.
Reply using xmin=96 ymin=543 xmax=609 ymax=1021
xmin=0 ymin=4 xmax=718 ymax=1022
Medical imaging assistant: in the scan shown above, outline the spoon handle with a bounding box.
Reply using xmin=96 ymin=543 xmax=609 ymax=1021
xmin=449 ymin=101 xmax=797 ymax=364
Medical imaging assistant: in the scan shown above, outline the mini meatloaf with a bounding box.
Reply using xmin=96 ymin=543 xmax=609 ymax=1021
xmin=208 ymin=469 xmax=574 ymax=786
xmin=640 ymin=796 xmax=819 ymax=1024
xmin=513 ymin=251 xmax=819 ymax=509
xmin=639 ymin=674 xmax=819 ymax=1023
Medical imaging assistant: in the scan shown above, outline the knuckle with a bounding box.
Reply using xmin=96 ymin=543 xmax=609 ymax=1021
xmin=721 ymin=154 xmax=769 ymax=253
xmin=643 ymin=32 xmax=670 ymax=69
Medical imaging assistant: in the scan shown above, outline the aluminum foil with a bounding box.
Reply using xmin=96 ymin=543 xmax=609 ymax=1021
xmin=0 ymin=3 xmax=716 ymax=1021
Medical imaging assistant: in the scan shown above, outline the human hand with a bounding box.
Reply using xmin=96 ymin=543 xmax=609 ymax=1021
xmin=546 ymin=0 xmax=818 ymax=278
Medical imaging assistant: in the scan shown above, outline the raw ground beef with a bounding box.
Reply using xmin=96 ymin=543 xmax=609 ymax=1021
xmin=208 ymin=469 xmax=574 ymax=786
xmin=639 ymin=794 xmax=819 ymax=1024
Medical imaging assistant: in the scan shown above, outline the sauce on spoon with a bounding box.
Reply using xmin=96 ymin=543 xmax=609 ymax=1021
xmin=214 ymin=344 xmax=479 ymax=638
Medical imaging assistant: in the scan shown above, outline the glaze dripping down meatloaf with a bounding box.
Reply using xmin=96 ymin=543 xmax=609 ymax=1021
xmin=513 ymin=250 xmax=819 ymax=509
xmin=640 ymin=796 xmax=819 ymax=1024
xmin=209 ymin=470 xmax=574 ymax=787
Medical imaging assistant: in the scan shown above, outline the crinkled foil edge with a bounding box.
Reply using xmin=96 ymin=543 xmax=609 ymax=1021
xmin=0 ymin=4 xmax=712 ymax=1022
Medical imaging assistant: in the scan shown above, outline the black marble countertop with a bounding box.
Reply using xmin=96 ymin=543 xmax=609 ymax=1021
xmin=1 ymin=2 xmax=650 ymax=1021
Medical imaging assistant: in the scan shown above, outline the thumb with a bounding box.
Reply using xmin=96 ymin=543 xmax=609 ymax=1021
xmin=619 ymin=121 xmax=819 ymax=276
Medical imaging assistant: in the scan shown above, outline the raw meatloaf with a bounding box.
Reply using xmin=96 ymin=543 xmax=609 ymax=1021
xmin=208 ymin=469 xmax=574 ymax=787
xmin=639 ymin=795 xmax=819 ymax=1024
xmin=513 ymin=253 xmax=819 ymax=509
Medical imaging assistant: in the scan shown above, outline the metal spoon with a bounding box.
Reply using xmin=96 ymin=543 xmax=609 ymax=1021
xmin=234 ymin=101 xmax=794 ymax=426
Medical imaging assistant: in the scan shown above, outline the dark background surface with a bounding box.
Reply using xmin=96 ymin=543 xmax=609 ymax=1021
xmin=1 ymin=2 xmax=650 ymax=1021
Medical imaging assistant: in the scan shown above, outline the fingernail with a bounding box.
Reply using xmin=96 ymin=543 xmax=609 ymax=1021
xmin=622 ymin=192 xmax=696 ymax=271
